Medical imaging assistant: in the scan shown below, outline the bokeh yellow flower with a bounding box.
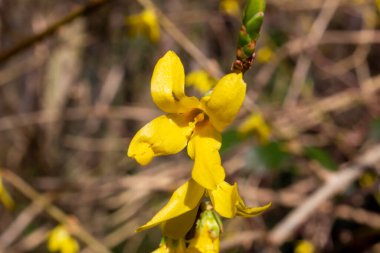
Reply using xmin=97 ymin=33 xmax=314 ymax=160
xmin=136 ymin=179 xmax=270 ymax=239
xmin=294 ymin=240 xmax=315 ymax=253
xmin=47 ymin=225 xmax=79 ymax=253
xmin=238 ymin=112 xmax=271 ymax=143
xmin=220 ymin=0 xmax=241 ymax=17
xmin=0 ymin=172 xmax=14 ymax=210
xmin=128 ymin=51 xmax=246 ymax=190
xmin=256 ymin=46 xmax=274 ymax=63
xmin=185 ymin=70 xmax=216 ymax=94
xmin=125 ymin=8 xmax=160 ymax=42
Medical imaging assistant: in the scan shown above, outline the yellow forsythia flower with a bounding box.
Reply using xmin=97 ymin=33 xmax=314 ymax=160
xmin=48 ymin=225 xmax=79 ymax=253
xmin=256 ymin=46 xmax=274 ymax=63
xmin=0 ymin=172 xmax=14 ymax=210
xmin=294 ymin=240 xmax=315 ymax=253
xmin=128 ymin=51 xmax=246 ymax=190
xmin=125 ymin=9 xmax=160 ymax=42
xmin=238 ymin=113 xmax=271 ymax=143
xmin=129 ymin=51 xmax=270 ymax=238
xmin=220 ymin=0 xmax=241 ymax=17
xmin=185 ymin=70 xmax=217 ymax=94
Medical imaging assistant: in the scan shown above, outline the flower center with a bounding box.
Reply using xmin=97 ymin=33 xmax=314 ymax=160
xmin=187 ymin=109 xmax=209 ymax=129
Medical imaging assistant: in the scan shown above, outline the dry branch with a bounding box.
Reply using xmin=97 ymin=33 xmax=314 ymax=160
xmin=267 ymin=144 xmax=380 ymax=245
xmin=0 ymin=0 xmax=112 ymax=63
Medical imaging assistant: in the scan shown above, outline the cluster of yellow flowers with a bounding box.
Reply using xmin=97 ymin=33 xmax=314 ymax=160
xmin=128 ymin=51 xmax=270 ymax=251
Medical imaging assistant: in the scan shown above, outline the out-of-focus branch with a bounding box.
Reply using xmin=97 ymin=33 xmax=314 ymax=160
xmin=267 ymin=144 xmax=380 ymax=246
xmin=0 ymin=0 xmax=112 ymax=64
xmin=136 ymin=0 xmax=223 ymax=78
xmin=273 ymin=74 xmax=380 ymax=139
xmin=1 ymin=170 xmax=111 ymax=253
xmin=0 ymin=196 xmax=46 ymax=250
xmin=0 ymin=106 xmax=158 ymax=132
xmin=283 ymin=0 xmax=341 ymax=108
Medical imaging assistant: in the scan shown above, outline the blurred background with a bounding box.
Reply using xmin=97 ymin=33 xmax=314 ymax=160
xmin=0 ymin=0 xmax=380 ymax=252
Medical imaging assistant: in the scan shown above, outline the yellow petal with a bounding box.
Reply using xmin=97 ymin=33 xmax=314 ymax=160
xmin=209 ymin=181 xmax=271 ymax=218
xmin=128 ymin=114 xmax=193 ymax=165
xmin=141 ymin=9 xmax=160 ymax=42
xmin=136 ymin=179 xmax=204 ymax=232
xmin=295 ymin=240 xmax=315 ymax=253
xmin=48 ymin=226 xmax=70 ymax=252
xmin=185 ymin=70 xmax=216 ymax=94
xmin=220 ymin=0 xmax=241 ymax=17
xmin=151 ymin=51 xmax=200 ymax=113
xmin=237 ymin=113 xmax=271 ymax=144
xmin=125 ymin=9 xmax=160 ymax=43
xmin=236 ymin=194 xmax=271 ymax=217
xmin=202 ymin=73 xmax=246 ymax=132
xmin=61 ymin=237 xmax=79 ymax=253
xmin=208 ymin=181 xmax=238 ymax=218
xmin=161 ymin=206 xmax=199 ymax=239
xmin=188 ymin=123 xmax=225 ymax=190
xmin=125 ymin=12 xmax=145 ymax=38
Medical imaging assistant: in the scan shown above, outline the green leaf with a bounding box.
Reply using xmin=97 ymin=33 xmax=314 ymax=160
xmin=304 ymin=147 xmax=337 ymax=171
xmin=246 ymin=141 xmax=290 ymax=171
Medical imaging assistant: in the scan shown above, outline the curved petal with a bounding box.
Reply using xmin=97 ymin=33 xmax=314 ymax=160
xmin=128 ymin=114 xmax=194 ymax=165
xmin=136 ymin=179 xmax=205 ymax=233
xmin=236 ymin=195 xmax=271 ymax=217
xmin=161 ymin=206 xmax=199 ymax=239
xmin=202 ymin=73 xmax=246 ymax=132
xmin=209 ymin=181 xmax=271 ymax=218
xmin=188 ymin=122 xmax=225 ymax=190
xmin=208 ymin=181 xmax=238 ymax=218
xmin=151 ymin=51 xmax=200 ymax=113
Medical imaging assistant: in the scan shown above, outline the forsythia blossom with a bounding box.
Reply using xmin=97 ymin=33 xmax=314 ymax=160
xmin=47 ymin=225 xmax=79 ymax=253
xmin=125 ymin=8 xmax=160 ymax=42
xmin=238 ymin=112 xmax=271 ymax=143
xmin=128 ymin=51 xmax=246 ymax=190
xmin=220 ymin=0 xmax=241 ymax=17
xmin=185 ymin=70 xmax=217 ymax=94
xmin=128 ymin=51 xmax=270 ymax=249
xmin=294 ymin=240 xmax=315 ymax=253
xmin=256 ymin=46 xmax=274 ymax=63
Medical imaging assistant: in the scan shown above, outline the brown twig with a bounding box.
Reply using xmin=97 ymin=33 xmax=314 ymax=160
xmin=283 ymin=0 xmax=341 ymax=109
xmin=0 ymin=0 xmax=112 ymax=64
xmin=1 ymin=170 xmax=111 ymax=253
xmin=267 ymin=144 xmax=380 ymax=245
xmin=0 ymin=106 xmax=158 ymax=132
xmin=0 ymin=196 xmax=46 ymax=250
